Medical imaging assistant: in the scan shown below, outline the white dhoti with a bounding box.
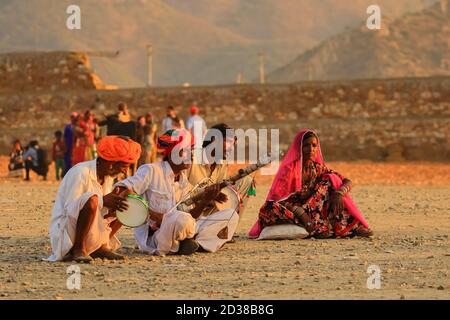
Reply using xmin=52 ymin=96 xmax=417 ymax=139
xmin=47 ymin=193 xmax=119 ymax=262
xmin=195 ymin=208 xmax=238 ymax=252
xmin=135 ymin=208 xmax=239 ymax=256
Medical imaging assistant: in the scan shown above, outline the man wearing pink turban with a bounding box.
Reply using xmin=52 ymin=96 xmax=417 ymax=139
xmin=47 ymin=136 xmax=141 ymax=262
xmin=115 ymin=129 xmax=238 ymax=256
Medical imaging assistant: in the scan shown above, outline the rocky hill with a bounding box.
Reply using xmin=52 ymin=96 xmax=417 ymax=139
xmin=268 ymin=2 xmax=450 ymax=82
xmin=0 ymin=0 xmax=433 ymax=87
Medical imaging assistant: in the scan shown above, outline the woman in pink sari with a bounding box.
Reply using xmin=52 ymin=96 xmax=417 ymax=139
xmin=249 ymin=129 xmax=373 ymax=239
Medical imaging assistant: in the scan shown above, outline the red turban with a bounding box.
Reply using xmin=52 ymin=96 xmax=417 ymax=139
xmin=157 ymin=129 xmax=194 ymax=157
xmin=97 ymin=136 xmax=141 ymax=163
xmin=190 ymin=104 xmax=199 ymax=114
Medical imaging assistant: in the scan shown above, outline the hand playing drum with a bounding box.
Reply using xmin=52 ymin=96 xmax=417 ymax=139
xmin=103 ymin=192 xmax=129 ymax=213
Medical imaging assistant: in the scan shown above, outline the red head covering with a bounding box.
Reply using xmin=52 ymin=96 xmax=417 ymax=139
xmin=190 ymin=104 xmax=199 ymax=114
xmin=97 ymin=136 xmax=141 ymax=163
xmin=266 ymin=129 xmax=323 ymax=202
xmin=157 ymin=129 xmax=194 ymax=157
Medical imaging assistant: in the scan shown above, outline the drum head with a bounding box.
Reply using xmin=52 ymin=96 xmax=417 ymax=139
xmin=215 ymin=186 xmax=240 ymax=212
xmin=116 ymin=194 xmax=149 ymax=228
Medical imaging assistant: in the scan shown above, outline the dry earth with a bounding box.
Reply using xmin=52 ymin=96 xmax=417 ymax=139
xmin=0 ymin=159 xmax=449 ymax=300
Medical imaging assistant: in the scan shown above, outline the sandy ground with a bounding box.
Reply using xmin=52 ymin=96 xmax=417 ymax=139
xmin=0 ymin=160 xmax=449 ymax=300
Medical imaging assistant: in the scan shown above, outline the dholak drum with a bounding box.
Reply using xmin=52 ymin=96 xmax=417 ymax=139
xmin=214 ymin=186 xmax=241 ymax=213
xmin=116 ymin=194 xmax=149 ymax=228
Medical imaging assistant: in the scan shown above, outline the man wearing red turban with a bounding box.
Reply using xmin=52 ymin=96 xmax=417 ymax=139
xmin=115 ymin=129 xmax=238 ymax=256
xmin=47 ymin=136 xmax=141 ymax=263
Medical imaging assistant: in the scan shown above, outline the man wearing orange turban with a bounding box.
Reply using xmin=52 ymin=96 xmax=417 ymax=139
xmin=47 ymin=136 xmax=141 ymax=263
xmin=97 ymin=135 xmax=142 ymax=164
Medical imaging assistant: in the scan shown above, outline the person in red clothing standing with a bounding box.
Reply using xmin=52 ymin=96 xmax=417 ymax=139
xmin=53 ymin=130 xmax=66 ymax=181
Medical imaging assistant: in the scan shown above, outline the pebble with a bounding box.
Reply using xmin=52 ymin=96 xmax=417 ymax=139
xmin=437 ymin=285 xmax=444 ymax=290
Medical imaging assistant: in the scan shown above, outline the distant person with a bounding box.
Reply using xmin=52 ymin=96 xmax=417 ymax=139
xmin=8 ymin=139 xmax=24 ymax=177
xmin=98 ymin=114 xmax=137 ymax=141
xmin=136 ymin=115 xmax=146 ymax=147
xmin=162 ymin=105 xmax=176 ymax=132
xmin=186 ymin=104 xmax=207 ymax=138
xmin=118 ymin=102 xmax=131 ymax=123
xmin=145 ymin=112 xmax=157 ymax=130
xmin=92 ymin=117 xmax=101 ymax=157
xmin=23 ymin=140 xmax=48 ymax=181
xmin=72 ymin=116 xmax=87 ymax=166
xmin=118 ymin=119 xmax=137 ymax=141
xmin=98 ymin=114 xmax=120 ymax=136
xmin=172 ymin=116 xmax=185 ymax=130
xmin=80 ymin=110 xmax=96 ymax=161
xmin=140 ymin=113 xmax=158 ymax=165
xmin=63 ymin=112 xmax=78 ymax=175
xmin=52 ymin=130 xmax=66 ymax=181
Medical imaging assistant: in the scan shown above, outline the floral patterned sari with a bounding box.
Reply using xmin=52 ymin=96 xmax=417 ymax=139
xmin=249 ymin=129 xmax=370 ymax=239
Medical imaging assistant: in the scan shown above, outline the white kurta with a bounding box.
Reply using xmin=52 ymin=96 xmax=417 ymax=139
xmin=116 ymin=161 xmax=238 ymax=255
xmin=46 ymin=160 xmax=119 ymax=262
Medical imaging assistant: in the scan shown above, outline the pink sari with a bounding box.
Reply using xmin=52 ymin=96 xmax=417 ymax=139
xmin=249 ymin=129 xmax=369 ymax=238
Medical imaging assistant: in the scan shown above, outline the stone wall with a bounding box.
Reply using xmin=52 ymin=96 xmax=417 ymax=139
xmin=0 ymin=76 xmax=449 ymax=161
xmin=0 ymin=52 xmax=105 ymax=93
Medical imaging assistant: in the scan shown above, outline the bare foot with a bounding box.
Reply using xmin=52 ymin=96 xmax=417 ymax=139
xmin=355 ymin=226 xmax=374 ymax=238
xmin=72 ymin=251 xmax=93 ymax=263
xmin=91 ymin=247 xmax=125 ymax=260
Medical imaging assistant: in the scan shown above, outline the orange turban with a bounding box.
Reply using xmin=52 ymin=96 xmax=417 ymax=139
xmin=97 ymin=136 xmax=141 ymax=163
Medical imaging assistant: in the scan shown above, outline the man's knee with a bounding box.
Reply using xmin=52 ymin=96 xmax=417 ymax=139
xmin=221 ymin=208 xmax=236 ymax=220
xmin=174 ymin=212 xmax=194 ymax=231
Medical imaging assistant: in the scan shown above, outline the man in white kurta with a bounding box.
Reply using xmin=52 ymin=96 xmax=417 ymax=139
xmin=115 ymin=128 xmax=238 ymax=256
xmin=116 ymin=160 xmax=238 ymax=255
xmin=188 ymin=123 xmax=255 ymax=224
xmin=47 ymin=160 xmax=117 ymax=261
xmin=47 ymin=136 xmax=141 ymax=262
